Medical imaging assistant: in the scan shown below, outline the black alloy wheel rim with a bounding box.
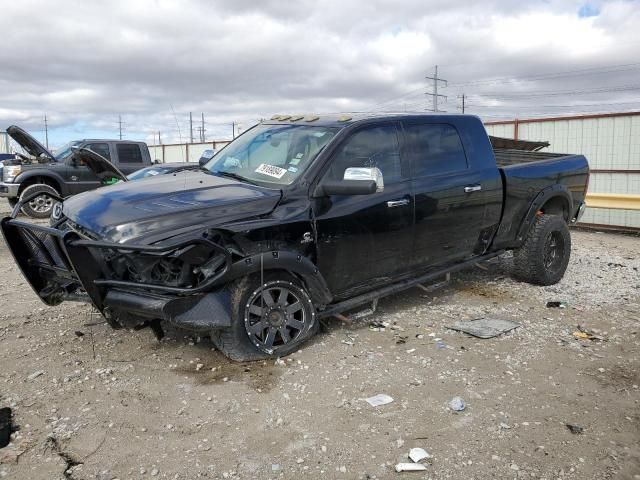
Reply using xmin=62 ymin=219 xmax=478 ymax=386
xmin=543 ymin=230 xmax=565 ymax=272
xmin=244 ymin=282 xmax=309 ymax=354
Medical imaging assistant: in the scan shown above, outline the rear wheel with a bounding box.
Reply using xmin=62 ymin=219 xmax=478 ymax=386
xmin=512 ymin=214 xmax=571 ymax=286
xmin=20 ymin=184 xmax=58 ymax=218
xmin=211 ymin=273 xmax=317 ymax=361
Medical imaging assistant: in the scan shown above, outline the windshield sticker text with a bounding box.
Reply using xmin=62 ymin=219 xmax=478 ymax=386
xmin=255 ymin=163 xmax=287 ymax=179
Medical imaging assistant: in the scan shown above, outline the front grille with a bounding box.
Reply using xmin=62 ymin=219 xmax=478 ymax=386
xmin=18 ymin=227 xmax=71 ymax=271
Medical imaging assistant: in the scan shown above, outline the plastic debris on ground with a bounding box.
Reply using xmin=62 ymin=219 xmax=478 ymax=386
xmin=546 ymin=301 xmax=568 ymax=308
xmin=446 ymin=318 xmax=520 ymax=339
xmin=572 ymin=325 xmax=605 ymax=342
xmin=0 ymin=407 xmax=12 ymax=449
xmin=448 ymin=396 xmax=466 ymax=411
xmin=365 ymin=393 xmax=394 ymax=407
xmin=566 ymin=423 xmax=584 ymax=434
xmin=395 ymin=463 xmax=427 ymax=472
xmin=408 ymin=447 xmax=431 ymax=463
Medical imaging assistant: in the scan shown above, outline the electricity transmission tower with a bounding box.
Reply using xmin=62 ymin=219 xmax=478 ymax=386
xmin=425 ymin=65 xmax=447 ymax=112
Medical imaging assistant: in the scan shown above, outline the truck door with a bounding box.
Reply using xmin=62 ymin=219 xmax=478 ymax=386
xmin=313 ymin=123 xmax=414 ymax=296
xmin=114 ymin=143 xmax=146 ymax=175
xmin=403 ymin=121 xmax=502 ymax=268
xmin=65 ymin=142 xmax=112 ymax=195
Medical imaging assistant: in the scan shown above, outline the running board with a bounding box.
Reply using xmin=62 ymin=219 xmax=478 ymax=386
xmin=318 ymin=251 xmax=504 ymax=320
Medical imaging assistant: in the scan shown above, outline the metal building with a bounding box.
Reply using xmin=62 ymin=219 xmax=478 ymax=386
xmin=484 ymin=111 xmax=640 ymax=230
xmin=0 ymin=131 xmax=9 ymax=154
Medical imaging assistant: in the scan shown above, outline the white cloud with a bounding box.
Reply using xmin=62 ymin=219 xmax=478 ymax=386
xmin=0 ymin=0 xmax=638 ymax=145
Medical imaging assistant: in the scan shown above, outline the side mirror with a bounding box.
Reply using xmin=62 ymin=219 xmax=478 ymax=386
xmin=343 ymin=167 xmax=384 ymax=192
xmin=198 ymin=157 xmax=208 ymax=167
xmin=154 ymin=159 xmax=161 ymax=164
xmin=316 ymin=167 xmax=384 ymax=196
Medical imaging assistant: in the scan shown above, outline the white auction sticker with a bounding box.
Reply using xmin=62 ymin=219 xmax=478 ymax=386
xmin=255 ymin=163 xmax=287 ymax=179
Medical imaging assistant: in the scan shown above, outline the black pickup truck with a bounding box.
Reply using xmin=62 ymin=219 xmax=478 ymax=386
xmin=0 ymin=125 xmax=152 ymax=218
xmin=1 ymin=114 xmax=589 ymax=361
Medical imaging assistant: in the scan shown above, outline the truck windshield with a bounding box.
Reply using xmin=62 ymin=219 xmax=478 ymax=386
xmin=204 ymin=124 xmax=337 ymax=186
xmin=54 ymin=141 xmax=83 ymax=161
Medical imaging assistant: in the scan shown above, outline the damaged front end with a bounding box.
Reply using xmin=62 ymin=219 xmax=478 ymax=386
xmin=1 ymin=210 xmax=241 ymax=335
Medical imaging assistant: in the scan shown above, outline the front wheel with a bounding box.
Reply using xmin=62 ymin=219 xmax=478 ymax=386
xmin=211 ymin=273 xmax=318 ymax=362
xmin=19 ymin=184 xmax=59 ymax=218
xmin=512 ymin=214 xmax=571 ymax=286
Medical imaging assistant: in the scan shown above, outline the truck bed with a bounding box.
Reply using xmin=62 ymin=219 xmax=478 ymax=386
xmin=493 ymin=148 xmax=567 ymax=167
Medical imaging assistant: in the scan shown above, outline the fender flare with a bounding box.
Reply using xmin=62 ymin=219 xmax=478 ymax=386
xmin=515 ymin=185 xmax=572 ymax=244
xmin=14 ymin=170 xmax=66 ymax=196
xmin=214 ymin=250 xmax=333 ymax=306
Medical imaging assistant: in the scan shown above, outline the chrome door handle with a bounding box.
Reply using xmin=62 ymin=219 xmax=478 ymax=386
xmin=464 ymin=185 xmax=482 ymax=193
xmin=387 ymin=199 xmax=410 ymax=208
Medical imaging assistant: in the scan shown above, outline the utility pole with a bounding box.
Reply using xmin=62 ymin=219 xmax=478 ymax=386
xmin=457 ymin=93 xmax=466 ymax=113
xmin=201 ymin=113 xmax=205 ymax=142
xmin=158 ymin=131 xmax=162 ymax=145
xmin=118 ymin=115 xmax=124 ymax=140
xmin=425 ymin=65 xmax=447 ymax=112
xmin=232 ymin=122 xmax=236 ymax=139
xmin=43 ymin=114 xmax=49 ymax=149
xmin=189 ymin=112 xmax=194 ymax=143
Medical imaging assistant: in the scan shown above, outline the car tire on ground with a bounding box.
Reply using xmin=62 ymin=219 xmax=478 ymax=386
xmin=211 ymin=272 xmax=318 ymax=362
xmin=512 ymin=214 xmax=571 ymax=286
xmin=19 ymin=184 xmax=58 ymax=219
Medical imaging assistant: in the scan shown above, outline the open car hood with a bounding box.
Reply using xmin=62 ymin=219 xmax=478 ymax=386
xmin=6 ymin=125 xmax=55 ymax=160
xmin=71 ymin=146 xmax=128 ymax=182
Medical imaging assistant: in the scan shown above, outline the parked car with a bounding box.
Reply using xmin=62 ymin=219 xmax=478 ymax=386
xmin=0 ymin=125 xmax=153 ymax=218
xmin=126 ymin=162 xmax=199 ymax=181
xmin=198 ymin=149 xmax=217 ymax=166
xmin=1 ymin=114 xmax=589 ymax=361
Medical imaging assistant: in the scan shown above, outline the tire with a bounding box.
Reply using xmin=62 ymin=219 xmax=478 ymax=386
xmin=19 ymin=184 xmax=58 ymax=219
xmin=512 ymin=214 xmax=571 ymax=286
xmin=211 ymin=272 xmax=318 ymax=362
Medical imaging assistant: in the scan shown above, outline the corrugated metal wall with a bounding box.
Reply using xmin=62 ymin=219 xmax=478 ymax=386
xmin=148 ymin=140 xmax=231 ymax=163
xmin=484 ymin=112 xmax=640 ymax=229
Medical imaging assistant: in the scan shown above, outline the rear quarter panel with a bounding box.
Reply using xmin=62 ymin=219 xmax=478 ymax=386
xmin=492 ymin=154 xmax=589 ymax=248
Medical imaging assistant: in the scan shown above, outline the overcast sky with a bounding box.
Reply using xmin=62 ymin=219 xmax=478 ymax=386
xmin=0 ymin=0 xmax=638 ymax=148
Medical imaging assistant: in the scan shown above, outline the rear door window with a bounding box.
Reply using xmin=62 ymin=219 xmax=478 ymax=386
xmin=403 ymin=123 xmax=468 ymax=177
xmin=116 ymin=143 xmax=143 ymax=164
xmin=326 ymin=124 xmax=405 ymax=184
xmin=85 ymin=143 xmax=111 ymax=160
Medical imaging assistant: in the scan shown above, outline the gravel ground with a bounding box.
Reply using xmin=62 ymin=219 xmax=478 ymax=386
xmin=0 ymin=201 xmax=639 ymax=480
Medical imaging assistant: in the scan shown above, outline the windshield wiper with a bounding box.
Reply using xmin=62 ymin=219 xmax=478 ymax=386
xmin=212 ymin=170 xmax=258 ymax=185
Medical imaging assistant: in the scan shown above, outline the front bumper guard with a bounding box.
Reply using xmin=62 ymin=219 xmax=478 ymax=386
xmin=0 ymin=209 xmax=235 ymax=330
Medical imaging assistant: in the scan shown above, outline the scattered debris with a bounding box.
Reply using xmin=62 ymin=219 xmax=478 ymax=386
xmin=565 ymin=423 xmax=584 ymax=434
xmin=408 ymin=447 xmax=431 ymax=463
xmin=27 ymin=370 xmax=45 ymax=381
xmin=448 ymin=397 xmax=466 ymax=412
xmin=272 ymin=464 xmax=281 ymax=471
xmin=0 ymin=408 xmax=12 ymax=449
xmin=74 ymin=331 xmax=85 ymax=337
xmin=446 ymin=318 xmax=519 ymax=339
xmin=365 ymin=394 xmax=394 ymax=407
xmin=436 ymin=341 xmax=447 ymax=349
xmin=572 ymin=325 xmax=605 ymax=341
xmin=546 ymin=301 xmax=568 ymax=309
xmin=395 ymin=462 xmax=427 ymax=472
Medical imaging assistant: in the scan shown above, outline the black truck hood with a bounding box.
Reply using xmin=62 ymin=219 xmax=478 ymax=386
xmin=7 ymin=125 xmax=55 ymax=160
xmin=62 ymin=170 xmax=282 ymax=243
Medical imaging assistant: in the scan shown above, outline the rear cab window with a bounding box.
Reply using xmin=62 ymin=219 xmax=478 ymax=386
xmin=116 ymin=143 xmax=144 ymax=164
xmin=403 ymin=123 xmax=468 ymax=177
